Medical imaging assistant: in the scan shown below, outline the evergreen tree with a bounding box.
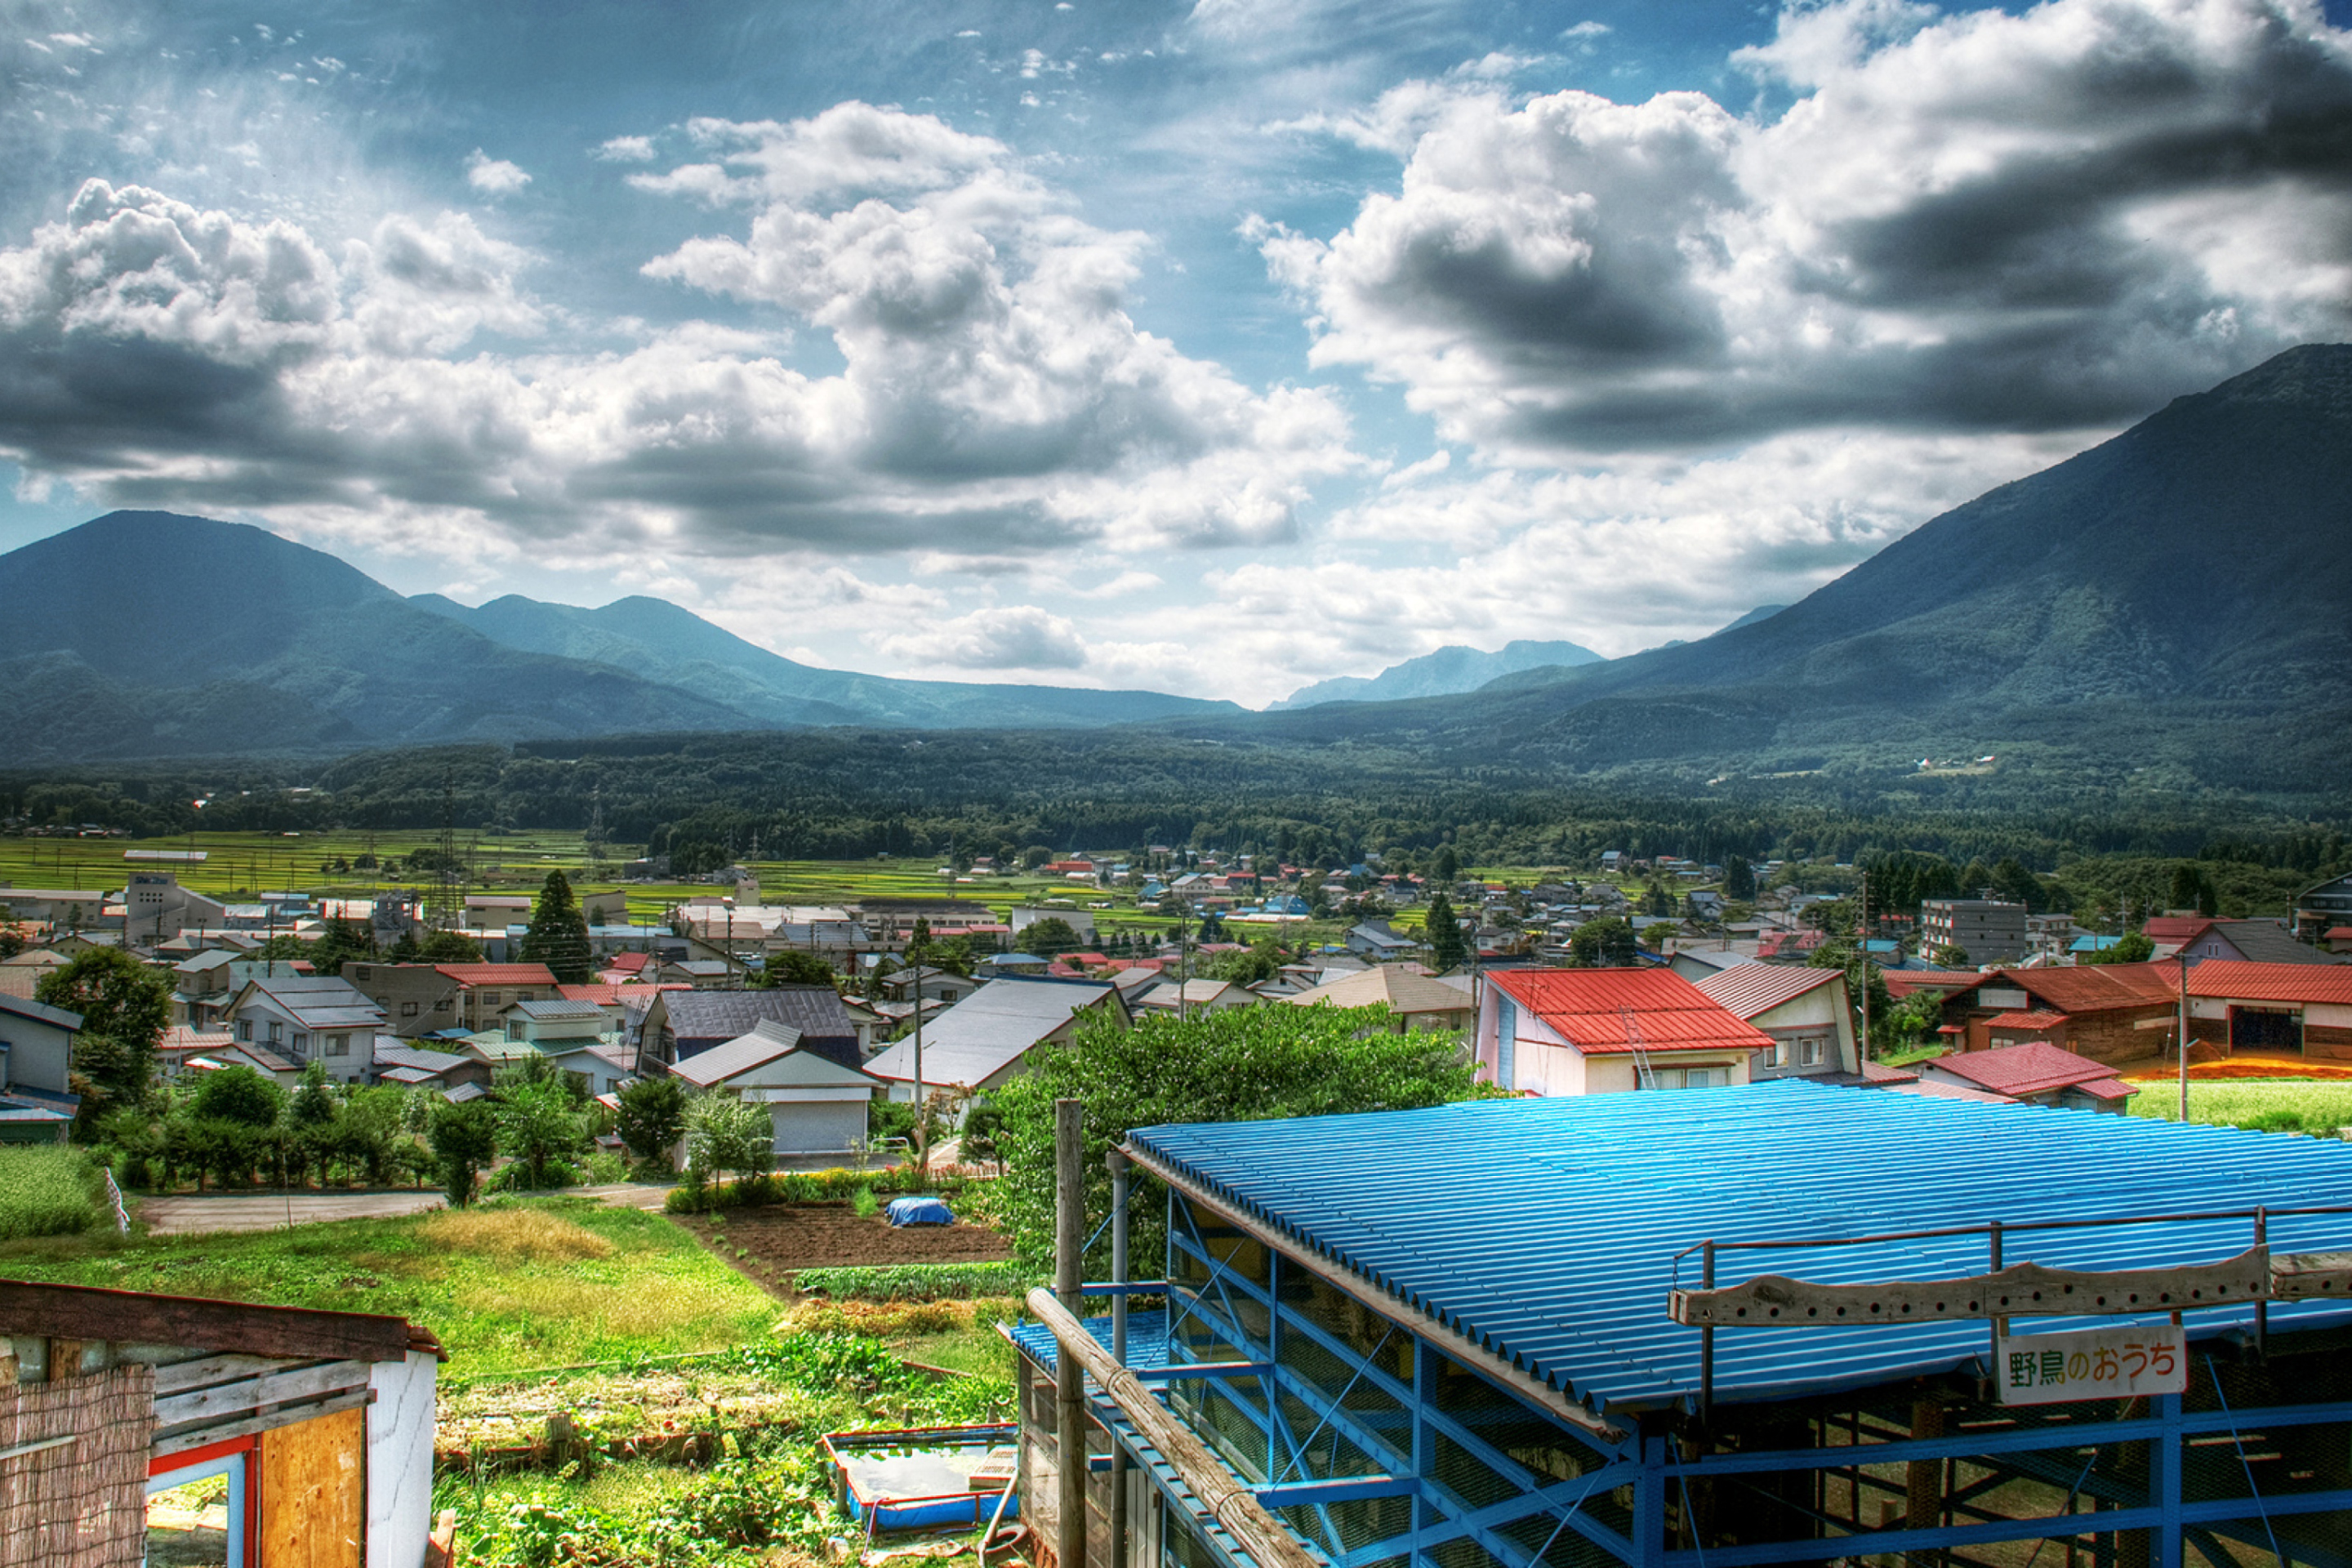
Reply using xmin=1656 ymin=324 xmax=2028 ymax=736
xmin=1569 ymin=915 xmax=1639 ymax=967
xmin=1723 ymin=856 xmax=1757 ymax=902
xmin=519 ymin=870 xmax=594 ymax=983
xmin=1432 ymin=845 xmax=1460 ymax=884
xmin=1424 ymin=891 xmax=1468 ymax=973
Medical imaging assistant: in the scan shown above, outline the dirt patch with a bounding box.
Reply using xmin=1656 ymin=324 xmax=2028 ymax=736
xmin=683 ymin=1201 xmax=1012 ymax=1296
xmin=2121 ymin=1056 xmax=2352 ymax=1083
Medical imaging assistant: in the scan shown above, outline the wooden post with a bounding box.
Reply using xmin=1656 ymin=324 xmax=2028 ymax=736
xmin=1905 ymin=1397 xmax=1944 ymax=1568
xmin=1055 ymin=1098 xmax=1086 ymax=1568
xmin=1107 ymin=1149 xmax=1131 ymax=1568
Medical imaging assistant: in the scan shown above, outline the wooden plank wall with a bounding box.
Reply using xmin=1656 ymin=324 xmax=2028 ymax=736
xmin=0 ymin=1362 xmax=152 ymax=1566
xmin=259 ymin=1405 xmax=366 ymax=1568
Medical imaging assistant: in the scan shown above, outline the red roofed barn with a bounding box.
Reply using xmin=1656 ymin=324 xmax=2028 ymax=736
xmin=1477 ymin=968 xmax=1775 ymax=1095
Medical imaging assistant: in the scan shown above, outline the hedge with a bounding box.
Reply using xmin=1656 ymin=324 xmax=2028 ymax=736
xmin=663 ymin=1166 xmax=971 ymax=1214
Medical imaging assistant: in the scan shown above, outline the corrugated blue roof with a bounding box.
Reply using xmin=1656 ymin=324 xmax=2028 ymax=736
xmin=1125 ymin=1082 xmax=2352 ymax=1416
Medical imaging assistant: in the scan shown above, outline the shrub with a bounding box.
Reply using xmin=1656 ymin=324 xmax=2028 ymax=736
xmin=0 ymin=1147 xmax=101 ymax=1241
xmin=849 ymin=1186 xmax=880 ymax=1218
xmin=481 ymin=1157 xmax=586 ymax=1195
xmin=661 ymin=1165 xmax=968 ymax=1214
xmin=581 ymin=1149 xmax=631 ymax=1184
xmin=794 ymin=1261 xmax=1036 ymax=1301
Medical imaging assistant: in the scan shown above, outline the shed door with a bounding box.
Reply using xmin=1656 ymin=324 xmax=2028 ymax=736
xmin=771 ymin=1099 xmax=867 ymax=1155
xmin=2230 ymin=1006 xmax=2301 ymax=1053
xmin=257 ymin=1405 xmax=364 ymax=1567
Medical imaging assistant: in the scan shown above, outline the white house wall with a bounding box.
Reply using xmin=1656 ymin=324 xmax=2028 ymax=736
xmin=366 ymin=1349 xmax=439 ymax=1568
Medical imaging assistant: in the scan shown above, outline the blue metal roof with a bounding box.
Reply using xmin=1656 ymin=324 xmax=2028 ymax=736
xmin=1007 ymin=1307 xmax=1172 ymax=1376
xmin=1125 ymin=1082 xmax=2352 ymax=1416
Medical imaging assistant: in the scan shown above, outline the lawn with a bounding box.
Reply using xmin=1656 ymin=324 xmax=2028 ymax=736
xmin=2126 ymin=1080 xmax=2352 ymax=1135
xmin=0 ymin=1198 xmax=780 ymax=1379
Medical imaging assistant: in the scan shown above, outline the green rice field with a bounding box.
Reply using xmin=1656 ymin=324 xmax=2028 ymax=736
xmin=2127 ymin=1080 xmax=2352 ymax=1136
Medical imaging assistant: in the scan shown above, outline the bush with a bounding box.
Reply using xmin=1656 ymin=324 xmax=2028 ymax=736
xmin=581 ymin=1149 xmax=632 ymax=1184
xmin=661 ymin=1165 xmax=969 ymax=1214
xmin=481 ymin=1158 xmax=586 ymax=1195
xmin=794 ymin=1261 xmax=1036 ymax=1301
xmin=0 ymin=1147 xmax=101 ymax=1241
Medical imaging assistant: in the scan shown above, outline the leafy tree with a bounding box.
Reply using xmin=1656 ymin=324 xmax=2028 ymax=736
xmin=519 ymin=870 xmax=594 ymax=983
xmin=495 ymin=1080 xmax=587 ymax=1187
xmin=1989 ymin=857 xmax=2047 ymax=912
xmin=960 ymin=1099 xmax=1005 ymax=1171
xmin=1809 ymin=940 xmax=1894 ymax=1050
xmin=2082 ymin=931 xmax=2157 ymax=965
xmin=191 ymin=1064 xmax=286 ymax=1128
xmin=991 ymin=1002 xmax=1490 ymax=1267
xmin=684 ymin=1093 xmax=771 ymax=1188
xmin=1215 ymin=941 xmax=1281 ymax=986
xmin=1016 ymin=917 xmax=1083 ymax=956
xmin=1569 ymin=916 xmax=1638 ymax=967
xmin=0 ymin=930 xmax=23 ymax=960
xmin=1641 ymin=880 xmax=1676 ymax=917
xmin=1723 ymin=856 xmax=1757 ymax=902
xmin=1931 ymin=943 xmax=1971 ymax=968
xmin=429 ymin=1098 xmax=499 ymax=1207
xmin=1423 ymin=892 xmax=1468 ymax=973
xmin=390 ymin=928 xmax=483 ymax=964
xmin=38 ymin=947 xmax=171 ymax=1130
xmin=759 ymin=951 xmax=836 ymax=988
xmin=615 ymin=1076 xmax=688 ymax=1166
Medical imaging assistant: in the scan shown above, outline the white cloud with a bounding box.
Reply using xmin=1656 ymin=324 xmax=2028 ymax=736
xmin=464 ymin=150 xmax=532 ymax=194
xmin=595 ymin=135 xmax=657 ymax=163
xmin=875 ymin=604 xmax=1090 ymax=670
xmin=1265 ymin=0 xmax=2352 ymax=460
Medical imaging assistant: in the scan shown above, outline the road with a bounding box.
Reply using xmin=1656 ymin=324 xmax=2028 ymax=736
xmin=139 ymin=1182 xmax=681 ymax=1235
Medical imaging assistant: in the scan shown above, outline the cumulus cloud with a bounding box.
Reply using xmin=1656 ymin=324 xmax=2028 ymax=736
xmin=875 ymin=604 xmax=1091 ymax=669
xmin=464 ymin=150 xmax=532 ymax=194
xmin=595 ymin=135 xmax=657 ymax=162
xmin=0 ymin=104 xmax=1356 ymax=573
xmin=1263 ymin=0 xmax=2352 ymax=458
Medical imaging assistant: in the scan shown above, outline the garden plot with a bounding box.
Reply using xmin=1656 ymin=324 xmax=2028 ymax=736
xmin=682 ymin=1202 xmax=1014 ymax=1296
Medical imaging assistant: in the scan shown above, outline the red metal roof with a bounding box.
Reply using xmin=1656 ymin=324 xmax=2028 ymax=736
xmin=1984 ymin=1010 xmax=2069 ymax=1031
xmin=434 ymin=964 xmax=559 ymax=987
xmin=1882 ymin=971 xmax=1976 ymax=999
xmin=1993 ymin=963 xmax=2180 ymax=1013
xmin=1492 ymin=968 xmax=1774 ymax=1055
xmin=2327 ymin=927 xmax=2352 ymax=941
xmin=2140 ymin=916 xmax=2216 ymax=941
xmin=2186 ymin=960 xmax=2352 ymax=1007
xmin=1927 ymin=1041 xmax=2138 ymax=1099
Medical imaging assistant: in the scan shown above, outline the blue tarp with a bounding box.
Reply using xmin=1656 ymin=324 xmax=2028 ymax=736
xmin=886 ymin=1196 xmax=954 ymax=1227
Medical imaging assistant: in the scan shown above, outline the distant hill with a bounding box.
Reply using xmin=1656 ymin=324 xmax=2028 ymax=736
xmin=1200 ymin=345 xmax=2352 ymax=791
xmin=1270 ymin=639 xmax=1602 ymax=710
xmin=0 ymin=512 xmax=1237 ymax=760
xmin=410 ymin=592 xmax=1238 ymax=730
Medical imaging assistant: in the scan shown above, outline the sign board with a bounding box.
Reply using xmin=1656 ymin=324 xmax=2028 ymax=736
xmin=1995 ymin=1325 xmax=2186 ymax=1405
xmin=1978 ymin=988 xmax=2031 ymax=1010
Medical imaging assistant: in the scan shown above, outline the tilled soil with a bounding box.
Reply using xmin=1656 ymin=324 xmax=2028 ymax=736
xmin=684 ymin=1201 xmax=1013 ymax=1295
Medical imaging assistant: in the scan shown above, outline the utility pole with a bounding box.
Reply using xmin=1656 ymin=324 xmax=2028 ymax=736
xmin=1856 ymin=871 xmax=1870 ymax=1069
xmin=2177 ymin=952 xmax=2192 ymax=1124
xmin=911 ymin=968 xmax=927 ymax=1178
xmin=1054 ymin=1099 xmax=1087 ymax=1568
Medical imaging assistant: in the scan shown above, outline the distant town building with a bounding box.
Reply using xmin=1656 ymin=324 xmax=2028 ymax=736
xmin=1919 ymin=898 xmax=2028 ymax=964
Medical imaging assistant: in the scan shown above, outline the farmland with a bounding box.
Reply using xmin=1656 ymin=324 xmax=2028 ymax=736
xmin=2126 ymin=1079 xmax=2352 ymax=1136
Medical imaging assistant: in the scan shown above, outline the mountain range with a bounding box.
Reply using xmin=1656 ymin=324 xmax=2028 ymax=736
xmin=1 ymin=344 xmax=2345 ymax=786
xmin=0 ymin=515 xmax=1237 ymax=760
xmin=1191 ymin=343 xmax=2352 ymax=791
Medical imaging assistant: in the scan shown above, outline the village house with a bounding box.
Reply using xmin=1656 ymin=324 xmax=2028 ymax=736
xmin=0 ymin=992 xmax=82 ymax=1140
xmin=1927 ymin=963 xmax=2183 ymax=1062
xmin=1134 ymin=978 xmax=1259 ymax=1018
xmin=1344 ymin=920 xmax=1420 ymax=961
xmin=866 ymin=976 xmax=1127 ymax=1107
xmin=1692 ymin=963 xmax=1857 ymax=1078
xmin=223 ymin=976 xmax=388 ymax=1085
xmin=1912 ymin=1039 xmax=2139 ymax=1111
xmin=2145 ymin=915 xmax=2341 ymax=964
xmin=1282 ymin=964 xmax=1475 ymax=1033
xmin=1475 ymin=968 xmax=1776 ymax=1094
xmin=368 ymin=1040 xmax=491 ymax=1096
xmin=639 ymin=986 xmax=862 ymax=1072
xmin=2294 ymin=868 xmax=2352 ymax=938
xmin=2186 ymin=960 xmax=2352 ymax=1059
xmin=664 ymin=1019 xmax=885 ymax=1159
xmin=874 ymin=965 xmax=982 ymax=1006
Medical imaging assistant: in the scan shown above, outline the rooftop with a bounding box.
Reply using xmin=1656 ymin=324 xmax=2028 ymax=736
xmin=866 ymin=977 xmax=1116 ymax=1088
xmin=1491 ymin=967 xmax=1774 ymax=1055
xmin=1285 ymin=964 xmax=1475 ymax=1015
xmin=1124 ymin=1084 xmax=2352 ymax=1414
xmin=2188 ymin=960 xmax=2352 ymax=1007
xmin=1926 ymin=1040 xmax=2136 ymax=1099
xmin=1691 ymin=963 xmax=1840 ymax=1020
xmin=434 ymin=964 xmax=559 ymax=987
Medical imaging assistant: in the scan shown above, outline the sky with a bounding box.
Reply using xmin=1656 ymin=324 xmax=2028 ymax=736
xmin=2 ymin=0 xmax=2350 ymax=707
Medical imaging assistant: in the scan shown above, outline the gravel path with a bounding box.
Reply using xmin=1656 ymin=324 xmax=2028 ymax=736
xmin=139 ymin=1191 xmax=448 ymax=1235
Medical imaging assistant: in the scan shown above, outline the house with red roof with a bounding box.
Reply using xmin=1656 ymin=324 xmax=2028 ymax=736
xmin=1930 ymin=964 xmax=2184 ymax=1063
xmin=2186 ymin=961 xmax=2352 ymax=1059
xmin=1913 ymin=1041 xmax=2138 ymax=1113
xmin=1692 ymin=964 xmax=1857 ymax=1079
xmin=1476 ymin=968 xmax=1776 ymax=1095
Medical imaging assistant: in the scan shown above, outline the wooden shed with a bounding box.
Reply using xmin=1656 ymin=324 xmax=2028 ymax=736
xmin=0 ymin=1280 xmax=442 ymax=1567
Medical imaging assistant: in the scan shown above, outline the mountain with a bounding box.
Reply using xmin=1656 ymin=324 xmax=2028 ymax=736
xmin=1203 ymin=345 xmax=2352 ymax=789
xmin=1711 ymin=604 xmax=1787 ymax=636
xmin=0 ymin=511 xmax=1237 ymax=760
xmin=1269 ymin=639 xmax=1603 ymax=710
xmin=409 ymin=592 xmax=1237 ymax=730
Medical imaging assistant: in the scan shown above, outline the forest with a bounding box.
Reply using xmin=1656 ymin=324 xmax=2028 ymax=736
xmin=2 ymin=729 xmax=2345 ymax=903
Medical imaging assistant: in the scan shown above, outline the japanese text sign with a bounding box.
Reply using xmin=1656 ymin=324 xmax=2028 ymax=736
xmin=1995 ymin=1325 xmax=2187 ymax=1405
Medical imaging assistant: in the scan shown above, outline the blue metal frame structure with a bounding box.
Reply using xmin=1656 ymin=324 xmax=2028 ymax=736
xmin=1121 ymin=1191 xmax=2352 ymax=1568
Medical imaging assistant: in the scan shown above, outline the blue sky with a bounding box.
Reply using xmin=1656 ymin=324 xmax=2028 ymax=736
xmin=4 ymin=0 xmax=2350 ymax=704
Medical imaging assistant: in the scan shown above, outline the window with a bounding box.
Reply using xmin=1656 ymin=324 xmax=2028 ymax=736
xmin=1763 ymin=1041 xmax=1789 ymax=1069
xmin=266 ymin=1021 xmax=283 ymax=1045
xmin=482 ymin=991 xmax=502 ymax=1009
xmin=400 ymin=1000 xmax=418 ymax=1017
xmin=1799 ymin=1038 xmax=1824 ymax=1067
xmin=291 ymin=1032 xmax=308 ymax=1056
xmin=434 ymin=998 xmax=452 ymax=1011
xmin=327 ymin=1034 xmax=348 ymax=1057
xmin=237 ymin=1019 xmax=252 ymax=1042
xmin=1684 ymin=1067 xmax=1726 ymax=1089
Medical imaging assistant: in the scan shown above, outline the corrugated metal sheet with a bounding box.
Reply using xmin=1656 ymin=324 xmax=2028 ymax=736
xmin=2189 ymin=960 xmax=2352 ymax=1006
xmin=1692 ymin=964 xmax=1839 ymax=1020
xmin=1126 ymin=1082 xmax=2352 ymax=1417
xmin=1493 ymin=968 xmax=1775 ymax=1055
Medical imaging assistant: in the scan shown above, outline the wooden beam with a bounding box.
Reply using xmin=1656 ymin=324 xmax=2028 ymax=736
xmin=0 ymin=1281 xmax=413 ymax=1365
xmin=1026 ymin=1286 xmax=1327 ymax=1568
xmin=2270 ymin=1251 xmax=2352 ymax=1299
xmin=1668 ymin=1247 xmax=2271 ymax=1327
xmin=154 ymin=1359 xmax=372 ymax=1432
xmin=152 ymin=1387 xmax=373 ymax=1459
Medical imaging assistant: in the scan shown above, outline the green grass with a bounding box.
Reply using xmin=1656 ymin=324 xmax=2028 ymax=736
xmin=2127 ymin=1080 xmax=2352 ymax=1135
xmin=0 ymin=1197 xmax=777 ymax=1379
xmin=794 ymin=1261 xmax=1036 ymax=1302
xmin=0 ymin=1147 xmax=100 ymax=1241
